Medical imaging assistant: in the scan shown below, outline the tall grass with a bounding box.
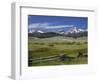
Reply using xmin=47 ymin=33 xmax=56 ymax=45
xmin=28 ymin=36 xmax=88 ymax=66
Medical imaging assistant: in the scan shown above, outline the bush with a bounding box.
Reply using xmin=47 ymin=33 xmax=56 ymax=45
xmin=48 ymin=44 xmax=54 ymax=47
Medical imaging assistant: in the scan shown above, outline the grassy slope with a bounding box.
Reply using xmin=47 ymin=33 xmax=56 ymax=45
xmin=28 ymin=36 xmax=88 ymax=66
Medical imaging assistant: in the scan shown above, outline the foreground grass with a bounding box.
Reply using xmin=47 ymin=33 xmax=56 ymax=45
xmin=28 ymin=36 xmax=88 ymax=66
xmin=30 ymin=57 xmax=87 ymax=66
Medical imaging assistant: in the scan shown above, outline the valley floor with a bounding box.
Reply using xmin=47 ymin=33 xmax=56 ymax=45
xmin=28 ymin=36 xmax=88 ymax=66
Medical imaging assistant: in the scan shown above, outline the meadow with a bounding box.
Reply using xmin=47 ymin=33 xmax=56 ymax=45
xmin=28 ymin=36 xmax=88 ymax=66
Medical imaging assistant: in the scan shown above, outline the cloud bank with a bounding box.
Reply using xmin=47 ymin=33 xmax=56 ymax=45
xmin=28 ymin=22 xmax=74 ymax=30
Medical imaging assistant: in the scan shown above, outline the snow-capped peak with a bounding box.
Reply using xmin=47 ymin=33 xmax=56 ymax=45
xmin=65 ymin=27 xmax=85 ymax=34
xmin=28 ymin=29 xmax=35 ymax=33
xmin=37 ymin=30 xmax=44 ymax=33
xmin=78 ymin=28 xmax=85 ymax=32
xmin=68 ymin=27 xmax=79 ymax=33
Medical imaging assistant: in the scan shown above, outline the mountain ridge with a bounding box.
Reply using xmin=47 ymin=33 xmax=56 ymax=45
xmin=28 ymin=27 xmax=87 ymax=38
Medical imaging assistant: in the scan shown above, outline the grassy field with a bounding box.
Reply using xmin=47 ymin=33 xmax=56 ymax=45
xmin=28 ymin=36 xmax=88 ymax=66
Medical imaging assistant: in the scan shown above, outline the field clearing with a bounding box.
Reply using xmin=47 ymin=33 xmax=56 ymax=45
xmin=28 ymin=36 xmax=88 ymax=66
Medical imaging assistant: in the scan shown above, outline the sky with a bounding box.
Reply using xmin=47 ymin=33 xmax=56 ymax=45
xmin=28 ymin=15 xmax=88 ymax=32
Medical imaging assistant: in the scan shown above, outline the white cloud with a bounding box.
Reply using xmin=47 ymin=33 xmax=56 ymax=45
xmin=45 ymin=25 xmax=74 ymax=29
xmin=29 ymin=23 xmax=50 ymax=29
xmin=28 ymin=22 xmax=73 ymax=29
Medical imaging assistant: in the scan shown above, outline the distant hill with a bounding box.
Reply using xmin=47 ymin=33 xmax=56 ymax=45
xmin=28 ymin=32 xmax=62 ymax=38
xmin=65 ymin=31 xmax=87 ymax=38
xmin=28 ymin=31 xmax=87 ymax=38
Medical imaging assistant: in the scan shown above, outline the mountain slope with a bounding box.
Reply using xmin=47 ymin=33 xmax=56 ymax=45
xmin=28 ymin=32 xmax=62 ymax=38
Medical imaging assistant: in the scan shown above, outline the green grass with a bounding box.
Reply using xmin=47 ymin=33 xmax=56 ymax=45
xmin=30 ymin=57 xmax=88 ymax=66
xmin=28 ymin=36 xmax=88 ymax=66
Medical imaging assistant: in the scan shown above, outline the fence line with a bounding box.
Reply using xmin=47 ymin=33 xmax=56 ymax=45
xmin=29 ymin=55 xmax=60 ymax=64
xmin=28 ymin=53 xmax=87 ymax=65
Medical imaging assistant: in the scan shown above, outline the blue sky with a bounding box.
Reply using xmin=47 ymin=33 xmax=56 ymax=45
xmin=28 ymin=15 xmax=88 ymax=32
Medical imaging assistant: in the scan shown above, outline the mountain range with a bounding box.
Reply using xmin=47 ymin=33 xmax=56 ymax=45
xmin=28 ymin=27 xmax=87 ymax=38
